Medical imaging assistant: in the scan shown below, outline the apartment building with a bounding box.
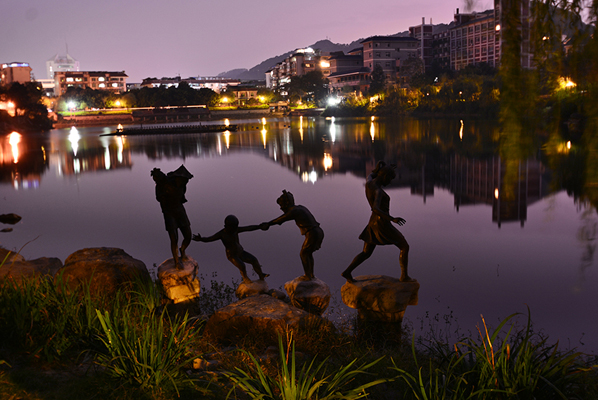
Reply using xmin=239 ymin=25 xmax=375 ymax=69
xmin=141 ymin=77 xmax=240 ymax=93
xmin=448 ymin=9 xmax=498 ymax=70
xmin=361 ymin=36 xmax=419 ymax=83
xmin=409 ymin=18 xmax=435 ymax=71
xmin=0 ymin=62 xmax=32 ymax=86
xmin=54 ymin=71 xmax=128 ymax=96
xmin=266 ymin=47 xmax=330 ymax=90
xmin=46 ymin=53 xmax=79 ymax=79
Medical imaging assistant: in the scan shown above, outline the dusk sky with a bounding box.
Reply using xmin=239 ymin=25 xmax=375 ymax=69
xmin=2 ymin=0 xmax=493 ymax=83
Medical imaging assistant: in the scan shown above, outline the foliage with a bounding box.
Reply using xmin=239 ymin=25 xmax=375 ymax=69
xmin=369 ymin=64 xmax=386 ymax=96
xmin=0 ymin=82 xmax=53 ymax=132
xmin=225 ymin=334 xmax=386 ymax=400
xmin=95 ymin=306 xmax=198 ymax=394
xmin=0 ymin=272 xmax=104 ymax=362
xmin=196 ymin=273 xmax=238 ymax=316
xmin=283 ymin=71 xmax=329 ymax=106
xmin=392 ymin=312 xmax=588 ymax=399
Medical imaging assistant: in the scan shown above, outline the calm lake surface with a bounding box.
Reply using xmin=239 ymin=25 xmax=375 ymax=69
xmin=1 ymin=116 xmax=597 ymax=354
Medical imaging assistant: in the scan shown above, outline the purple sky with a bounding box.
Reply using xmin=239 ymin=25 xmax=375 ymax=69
xmin=1 ymin=0 xmax=492 ymax=83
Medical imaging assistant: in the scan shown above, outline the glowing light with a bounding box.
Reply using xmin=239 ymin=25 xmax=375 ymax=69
xmin=69 ymin=126 xmax=80 ymax=156
xmin=67 ymin=101 xmax=76 ymax=110
xmin=299 ymin=116 xmax=304 ymax=142
xmin=9 ymin=132 xmax=21 ymax=163
xmin=459 ymin=120 xmax=464 ymax=140
xmin=567 ymin=141 xmax=571 ymax=149
xmin=224 ymin=130 xmax=231 ymax=149
xmin=558 ymin=77 xmax=576 ymax=89
xmin=371 ymin=116 xmax=375 ymax=121
xmin=115 ymin=101 xmax=121 ymax=107
xmin=104 ymin=147 xmax=111 ymax=170
xmin=370 ymin=121 xmax=375 ymax=141
xmin=116 ymin=136 xmax=124 ymax=163
xmin=320 ymin=60 xmax=330 ymax=68
xmin=259 ymin=96 xmax=265 ymax=102
xmin=324 ymin=153 xmax=333 ymax=171
xmin=261 ymin=127 xmax=267 ymax=148
xmin=495 ymin=24 xmax=501 ymax=31
xmin=262 ymin=117 xmax=266 ymax=125
xmin=329 ymin=118 xmax=336 ymax=143
xmin=224 ymin=118 xmax=230 ymax=127
xmin=117 ymin=124 xmax=123 ymax=132
xmin=222 ymin=97 xmax=229 ymax=103
xmin=494 ymin=188 xmax=499 ymax=199
xmin=327 ymin=96 xmax=341 ymax=106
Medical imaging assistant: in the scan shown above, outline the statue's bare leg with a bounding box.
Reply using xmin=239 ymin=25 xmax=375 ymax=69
xmin=229 ymin=256 xmax=251 ymax=283
xmin=397 ymin=241 xmax=412 ymax=282
xmin=300 ymin=249 xmax=315 ymax=280
xmin=242 ymin=252 xmax=269 ymax=280
xmin=180 ymin=225 xmax=192 ymax=260
xmin=168 ymin=229 xmax=182 ymax=269
xmin=342 ymin=243 xmax=376 ymax=282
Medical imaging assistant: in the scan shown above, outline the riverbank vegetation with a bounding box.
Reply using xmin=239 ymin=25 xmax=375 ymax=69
xmin=1 ymin=270 xmax=596 ymax=400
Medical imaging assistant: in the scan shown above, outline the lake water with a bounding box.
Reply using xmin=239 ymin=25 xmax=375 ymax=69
xmin=1 ymin=116 xmax=596 ymax=354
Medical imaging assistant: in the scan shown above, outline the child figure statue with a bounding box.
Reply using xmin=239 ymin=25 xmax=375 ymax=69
xmin=263 ymin=190 xmax=324 ymax=280
xmin=193 ymin=215 xmax=269 ymax=283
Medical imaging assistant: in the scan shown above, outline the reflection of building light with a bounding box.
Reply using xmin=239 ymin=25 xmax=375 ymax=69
xmin=309 ymin=170 xmax=317 ymax=183
xmin=104 ymin=147 xmax=111 ymax=170
xmin=9 ymin=131 xmax=21 ymax=163
xmin=224 ymin=118 xmax=230 ymax=127
xmin=324 ymin=153 xmax=333 ymax=171
xmin=262 ymin=117 xmax=266 ymax=125
xmin=69 ymin=126 xmax=80 ymax=156
xmin=74 ymin=158 xmax=80 ymax=174
xmin=567 ymin=141 xmax=571 ymax=149
xmin=459 ymin=119 xmax=464 ymax=140
xmin=224 ymin=130 xmax=231 ymax=149
xmin=41 ymin=146 xmax=46 ymax=162
xmin=494 ymin=188 xmax=499 ymax=199
xmin=261 ymin=128 xmax=267 ymax=148
xmin=370 ymin=121 xmax=375 ymax=141
xmin=116 ymin=136 xmax=124 ymax=163
xmin=299 ymin=116 xmax=304 ymax=141
xmin=117 ymin=123 xmax=123 ymax=132
xmin=329 ymin=118 xmax=336 ymax=142
xmin=217 ymin=135 xmax=222 ymax=155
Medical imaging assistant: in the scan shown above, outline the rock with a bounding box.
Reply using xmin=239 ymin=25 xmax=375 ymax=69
xmin=284 ymin=276 xmax=330 ymax=315
xmin=193 ymin=358 xmax=221 ymax=370
xmin=157 ymin=257 xmax=200 ymax=304
xmin=0 ymin=213 xmax=22 ymax=225
xmin=341 ymin=275 xmax=419 ymax=323
xmin=235 ymin=279 xmax=269 ymax=299
xmin=58 ymin=247 xmax=150 ymax=296
xmin=1 ymin=228 xmax=13 ymax=233
xmin=268 ymin=288 xmax=289 ymax=301
xmin=205 ymin=294 xmax=329 ymax=344
xmin=0 ymin=248 xmax=25 ymax=264
xmin=0 ymin=253 xmax=63 ymax=284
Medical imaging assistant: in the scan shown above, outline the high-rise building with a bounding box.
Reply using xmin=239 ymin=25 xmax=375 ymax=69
xmin=46 ymin=53 xmax=79 ymax=79
xmin=0 ymin=62 xmax=32 ymax=86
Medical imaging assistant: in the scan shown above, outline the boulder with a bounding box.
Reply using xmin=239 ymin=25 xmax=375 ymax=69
xmin=157 ymin=257 xmax=200 ymax=304
xmin=0 ymin=213 xmax=22 ymax=225
xmin=341 ymin=275 xmax=419 ymax=323
xmin=58 ymin=247 xmax=150 ymax=295
xmin=205 ymin=294 xmax=329 ymax=344
xmin=284 ymin=276 xmax=330 ymax=315
xmin=235 ymin=279 xmax=269 ymax=299
xmin=0 ymin=249 xmax=62 ymax=284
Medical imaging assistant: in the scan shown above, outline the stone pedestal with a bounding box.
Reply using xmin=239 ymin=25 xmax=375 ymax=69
xmin=341 ymin=275 xmax=419 ymax=323
xmin=157 ymin=257 xmax=200 ymax=304
xmin=205 ymin=294 xmax=332 ymax=345
xmin=235 ymin=279 xmax=269 ymax=299
xmin=284 ymin=276 xmax=330 ymax=315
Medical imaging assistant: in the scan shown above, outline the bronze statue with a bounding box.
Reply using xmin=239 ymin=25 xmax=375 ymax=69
xmin=192 ymin=215 xmax=270 ymax=283
xmin=342 ymin=161 xmax=412 ymax=282
xmin=151 ymin=165 xmax=193 ymax=270
xmin=263 ymin=190 xmax=323 ymax=280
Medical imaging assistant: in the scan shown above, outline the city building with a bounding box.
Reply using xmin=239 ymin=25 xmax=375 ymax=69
xmin=54 ymin=71 xmax=128 ymax=96
xmin=360 ymin=36 xmax=419 ymax=87
xmin=265 ymin=47 xmax=330 ymax=90
xmin=0 ymin=62 xmax=32 ymax=86
xmin=224 ymin=86 xmax=260 ymax=106
xmin=140 ymin=76 xmax=240 ymax=92
xmin=448 ymin=9 xmax=499 ymax=70
xmin=409 ymin=18 xmax=435 ymax=71
xmin=46 ymin=53 xmax=79 ymax=79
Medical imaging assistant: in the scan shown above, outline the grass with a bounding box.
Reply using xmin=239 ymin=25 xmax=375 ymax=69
xmin=0 ymin=271 xmax=597 ymax=400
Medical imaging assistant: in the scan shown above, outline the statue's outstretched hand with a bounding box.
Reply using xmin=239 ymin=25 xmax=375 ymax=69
xmin=393 ymin=217 xmax=406 ymax=226
xmin=192 ymin=233 xmax=202 ymax=241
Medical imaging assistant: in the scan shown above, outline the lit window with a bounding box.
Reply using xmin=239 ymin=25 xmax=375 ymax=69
xmin=98 ymin=77 xmax=105 ymax=82
xmin=66 ymin=77 xmax=74 ymax=82
xmin=112 ymin=83 xmax=118 ymax=87
xmin=99 ymin=83 xmax=105 ymax=88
